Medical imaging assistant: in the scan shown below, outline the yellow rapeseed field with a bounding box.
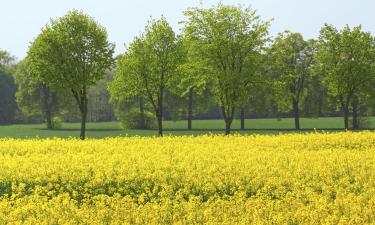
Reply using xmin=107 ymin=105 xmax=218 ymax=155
xmin=0 ymin=132 xmax=375 ymax=224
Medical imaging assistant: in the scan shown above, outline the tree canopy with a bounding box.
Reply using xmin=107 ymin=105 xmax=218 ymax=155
xmin=109 ymin=17 xmax=183 ymax=136
xmin=181 ymin=4 xmax=270 ymax=134
xmin=0 ymin=50 xmax=17 ymax=124
xmin=316 ymin=24 xmax=375 ymax=129
xmin=27 ymin=10 xmax=115 ymax=139
xmin=14 ymin=59 xmax=72 ymax=129
xmin=269 ymin=31 xmax=315 ymax=129
xmin=2 ymin=6 xmax=375 ymax=134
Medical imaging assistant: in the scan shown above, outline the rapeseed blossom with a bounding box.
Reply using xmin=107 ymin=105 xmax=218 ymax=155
xmin=0 ymin=132 xmax=374 ymax=224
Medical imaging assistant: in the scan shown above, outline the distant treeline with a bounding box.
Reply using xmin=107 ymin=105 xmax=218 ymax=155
xmin=0 ymin=4 xmax=374 ymax=138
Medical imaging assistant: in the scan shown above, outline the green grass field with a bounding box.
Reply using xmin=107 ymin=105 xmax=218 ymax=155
xmin=0 ymin=117 xmax=373 ymax=138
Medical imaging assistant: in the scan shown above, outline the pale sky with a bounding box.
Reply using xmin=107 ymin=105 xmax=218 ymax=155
xmin=1 ymin=0 xmax=374 ymax=59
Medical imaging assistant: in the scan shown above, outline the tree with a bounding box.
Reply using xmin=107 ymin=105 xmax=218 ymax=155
xmin=0 ymin=50 xmax=15 ymax=73
xmin=0 ymin=50 xmax=17 ymax=124
xmin=269 ymin=31 xmax=315 ymax=129
xmin=176 ymin=41 xmax=205 ymax=130
xmin=109 ymin=17 xmax=183 ymax=136
xmin=182 ymin=4 xmax=270 ymax=134
xmin=27 ymin=10 xmax=114 ymax=139
xmin=316 ymin=24 xmax=375 ymax=129
xmin=302 ymin=72 xmax=329 ymax=118
xmin=187 ymin=87 xmax=194 ymax=130
xmin=0 ymin=72 xmax=17 ymax=124
xmin=14 ymin=59 xmax=71 ymax=129
xmin=87 ymin=70 xmax=116 ymax=122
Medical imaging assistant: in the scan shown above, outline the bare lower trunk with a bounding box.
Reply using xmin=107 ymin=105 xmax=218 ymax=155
xmin=352 ymin=96 xmax=359 ymax=129
xmin=240 ymin=107 xmax=245 ymax=130
xmin=139 ymin=96 xmax=145 ymax=129
xmin=343 ymin=106 xmax=349 ymax=130
xmin=46 ymin=110 xmax=53 ymax=129
xmin=157 ymin=87 xmax=163 ymax=136
xmin=187 ymin=88 xmax=193 ymax=130
xmin=221 ymin=106 xmax=235 ymax=135
xmin=292 ymin=98 xmax=300 ymax=130
xmin=74 ymin=89 xmax=88 ymax=140
xmin=225 ymin=119 xmax=232 ymax=135
xmin=80 ymin=109 xmax=87 ymax=140
xmin=41 ymin=84 xmax=54 ymax=130
xmin=80 ymin=94 xmax=88 ymax=140
xmin=157 ymin=114 xmax=163 ymax=136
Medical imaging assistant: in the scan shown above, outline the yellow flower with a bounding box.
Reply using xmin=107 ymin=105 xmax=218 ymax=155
xmin=0 ymin=132 xmax=374 ymax=224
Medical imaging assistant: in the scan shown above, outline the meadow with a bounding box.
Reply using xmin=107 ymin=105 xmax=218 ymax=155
xmin=0 ymin=117 xmax=371 ymax=138
xmin=0 ymin=132 xmax=374 ymax=224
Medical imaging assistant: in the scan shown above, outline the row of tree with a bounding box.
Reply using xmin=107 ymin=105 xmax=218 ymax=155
xmin=109 ymin=5 xmax=375 ymax=135
xmin=1 ymin=4 xmax=375 ymax=139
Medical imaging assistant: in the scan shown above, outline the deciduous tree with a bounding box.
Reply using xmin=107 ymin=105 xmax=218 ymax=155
xmin=269 ymin=31 xmax=315 ymax=129
xmin=14 ymin=59 xmax=71 ymax=129
xmin=316 ymin=24 xmax=375 ymax=129
xmin=0 ymin=50 xmax=17 ymax=124
xmin=27 ymin=10 xmax=114 ymax=139
xmin=109 ymin=17 xmax=183 ymax=136
xmin=182 ymin=4 xmax=270 ymax=134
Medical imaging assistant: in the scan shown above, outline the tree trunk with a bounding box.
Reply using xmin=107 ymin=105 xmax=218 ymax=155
xmin=79 ymin=94 xmax=88 ymax=140
xmin=240 ymin=107 xmax=245 ymax=130
xmin=352 ymin=96 xmax=359 ymax=130
xmin=80 ymin=109 xmax=87 ymax=140
xmin=225 ymin=119 xmax=232 ymax=135
xmin=41 ymin=85 xmax=53 ymax=129
xmin=157 ymin=113 xmax=163 ymax=136
xmin=157 ymin=88 xmax=164 ymax=137
xmin=221 ymin=106 xmax=235 ymax=135
xmin=343 ymin=106 xmax=349 ymax=130
xmin=46 ymin=110 xmax=53 ymax=130
xmin=292 ymin=98 xmax=300 ymax=130
xmin=139 ymin=96 xmax=145 ymax=129
xmin=187 ymin=88 xmax=193 ymax=130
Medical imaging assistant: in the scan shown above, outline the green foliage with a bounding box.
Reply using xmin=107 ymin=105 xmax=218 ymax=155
xmin=52 ymin=117 xmax=63 ymax=129
xmin=110 ymin=17 xmax=182 ymax=101
xmin=302 ymin=74 xmax=330 ymax=117
xmin=315 ymin=24 xmax=375 ymax=128
xmin=28 ymin=10 xmax=115 ymax=91
xmin=0 ymin=50 xmax=17 ymax=124
xmin=164 ymin=90 xmax=186 ymax=121
xmin=109 ymin=17 xmax=183 ymax=135
xmin=2 ymin=7 xmax=375 ymax=133
xmin=119 ymin=109 xmax=156 ymax=130
xmin=269 ymin=31 xmax=315 ymax=111
xmin=182 ymin=4 xmax=270 ymax=133
xmin=316 ymin=25 xmax=375 ymax=100
xmin=87 ymin=70 xmax=115 ymax=122
xmin=112 ymin=95 xmax=153 ymax=129
xmin=14 ymin=60 xmax=42 ymax=117
xmin=0 ymin=71 xmax=17 ymax=124
xmin=0 ymin=49 xmax=15 ymax=74
xmin=27 ymin=10 xmax=115 ymax=138
xmin=14 ymin=59 xmax=72 ymax=129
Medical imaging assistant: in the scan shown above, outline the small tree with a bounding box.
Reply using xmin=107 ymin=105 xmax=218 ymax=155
xmin=182 ymin=4 xmax=270 ymax=134
xmin=14 ymin=59 xmax=71 ymax=129
xmin=0 ymin=50 xmax=17 ymax=124
xmin=269 ymin=31 xmax=315 ymax=129
xmin=316 ymin=24 xmax=375 ymax=129
xmin=27 ymin=10 xmax=114 ymax=139
xmin=0 ymin=50 xmax=15 ymax=73
xmin=109 ymin=17 xmax=183 ymax=136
